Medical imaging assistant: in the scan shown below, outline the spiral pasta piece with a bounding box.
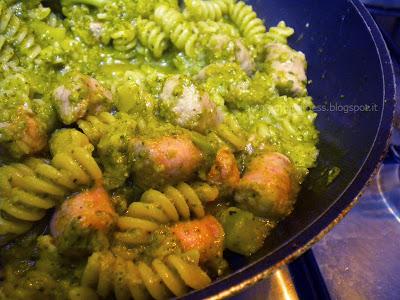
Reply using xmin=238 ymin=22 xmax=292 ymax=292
xmin=212 ymin=116 xmax=247 ymax=151
xmin=114 ymin=216 xmax=157 ymax=246
xmin=228 ymin=1 xmax=267 ymax=45
xmin=80 ymin=250 xmax=211 ymax=299
xmin=0 ymin=2 xmax=41 ymax=66
xmin=51 ymin=147 xmax=103 ymax=186
xmin=214 ymin=0 xmax=234 ymax=14
xmin=111 ymin=22 xmax=137 ymax=59
xmin=0 ymin=162 xmax=60 ymax=233
xmin=184 ymin=115 xmax=246 ymax=152
xmin=170 ymin=22 xmax=199 ymax=57
xmin=196 ymin=20 xmax=239 ymax=37
xmin=132 ymin=182 xmax=208 ymax=222
xmin=78 ymin=112 xmax=117 ymax=145
xmin=0 ymin=146 xmax=102 ymax=237
xmin=153 ymin=5 xmax=198 ymax=57
xmin=265 ymin=21 xmax=294 ymax=44
xmin=184 ymin=0 xmax=224 ymax=21
xmin=114 ymin=182 xmax=218 ymax=246
xmin=213 ymin=124 xmax=246 ymax=151
xmin=153 ymin=5 xmax=184 ymax=34
xmin=137 ymin=18 xmax=168 ymax=58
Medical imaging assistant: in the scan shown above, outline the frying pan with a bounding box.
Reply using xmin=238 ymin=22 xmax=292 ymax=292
xmin=183 ymin=0 xmax=396 ymax=298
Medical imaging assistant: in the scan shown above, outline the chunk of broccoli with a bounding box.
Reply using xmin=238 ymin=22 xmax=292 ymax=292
xmin=217 ymin=207 xmax=272 ymax=256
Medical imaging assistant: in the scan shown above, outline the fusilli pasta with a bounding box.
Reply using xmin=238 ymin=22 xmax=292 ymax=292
xmin=80 ymin=250 xmax=211 ymax=299
xmin=50 ymin=147 xmax=103 ymax=186
xmin=213 ymin=115 xmax=247 ymax=151
xmin=184 ymin=0 xmax=225 ymax=21
xmin=185 ymin=121 xmax=247 ymax=155
xmin=0 ymin=163 xmax=57 ymax=236
xmin=137 ymin=18 xmax=169 ymax=58
xmin=228 ymin=1 xmax=267 ymax=45
xmin=131 ymin=182 xmax=209 ymax=221
xmin=111 ymin=21 xmax=137 ymax=59
xmin=153 ymin=4 xmax=184 ymax=34
xmin=114 ymin=182 xmax=218 ymax=245
xmin=0 ymin=133 xmax=103 ymax=237
xmin=265 ymin=21 xmax=294 ymax=44
xmin=196 ymin=20 xmax=239 ymax=37
xmin=115 ymin=182 xmax=219 ymax=247
xmin=0 ymin=2 xmax=41 ymax=66
xmin=153 ymin=5 xmax=199 ymax=57
xmin=78 ymin=112 xmax=117 ymax=145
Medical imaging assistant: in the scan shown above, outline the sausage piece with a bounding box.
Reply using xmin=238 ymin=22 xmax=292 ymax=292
xmin=234 ymin=152 xmax=299 ymax=220
xmin=18 ymin=114 xmax=47 ymax=156
xmin=51 ymin=186 xmax=117 ymax=255
xmin=207 ymin=147 xmax=240 ymax=197
xmin=265 ymin=43 xmax=307 ymax=97
xmin=53 ymin=73 xmax=112 ymax=125
xmin=171 ymin=215 xmax=225 ymax=263
xmin=2 ymin=110 xmax=48 ymax=158
xmin=131 ymin=135 xmax=203 ymax=189
xmin=160 ymin=75 xmax=220 ymax=133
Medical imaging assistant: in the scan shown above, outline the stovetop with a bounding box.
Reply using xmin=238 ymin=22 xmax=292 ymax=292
xmin=234 ymin=2 xmax=400 ymax=299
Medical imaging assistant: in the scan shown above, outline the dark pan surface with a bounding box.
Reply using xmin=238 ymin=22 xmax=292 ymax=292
xmin=183 ymin=0 xmax=396 ymax=298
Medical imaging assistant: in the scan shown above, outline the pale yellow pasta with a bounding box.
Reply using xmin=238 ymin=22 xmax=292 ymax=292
xmin=0 ymin=136 xmax=102 ymax=237
xmin=128 ymin=182 xmax=210 ymax=223
xmin=80 ymin=250 xmax=211 ymax=299
xmin=228 ymin=0 xmax=267 ymax=45
xmin=78 ymin=112 xmax=117 ymax=145
xmin=113 ymin=182 xmax=216 ymax=247
xmin=153 ymin=5 xmax=199 ymax=57
xmin=137 ymin=18 xmax=169 ymax=58
xmin=265 ymin=21 xmax=295 ymax=44
xmin=184 ymin=0 xmax=225 ymax=21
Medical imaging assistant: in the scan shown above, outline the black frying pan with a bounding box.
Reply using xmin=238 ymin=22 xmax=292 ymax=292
xmin=184 ymin=0 xmax=396 ymax=298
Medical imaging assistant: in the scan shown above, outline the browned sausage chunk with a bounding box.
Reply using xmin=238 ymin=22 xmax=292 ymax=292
xmin=207 ymin=147 xmax=240 ymax=197
xmin=51 ymin=186 xmax=117 ymax=255
xmin=18 ymin=114 xmax=47 ymax=155
xmin=234 ymin=152 xmax=299 ymax=220
xmin=171 ymin=215 xmax=225 ymax=263
xmin=131 ymin=135 xmax=203 ymax=189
